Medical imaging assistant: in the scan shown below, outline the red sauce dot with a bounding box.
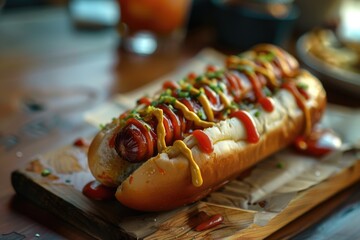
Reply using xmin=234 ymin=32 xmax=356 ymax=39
xmin=137 ymin=97 xmax=152 ymax=106
xmin=119 ymin=111 xmax=129 ymax=120
xmin=162 ymin=80 xmax=179 ymax=90
xmin=73 ymin=138 xmax=88 ymax=147
xmin=294 ymin=128 xmax=342 ymax=157
xmin=82 ymin=180 xmax=116 ymax=201
xmin=206 ymin=65 xmax=217 ymax=72
xmin=187 ymin=72 xmax=197 ymax=80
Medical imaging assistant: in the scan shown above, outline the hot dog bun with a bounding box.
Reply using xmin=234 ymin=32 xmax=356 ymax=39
xmin=88 ymin=45 xmax=326 ymax=211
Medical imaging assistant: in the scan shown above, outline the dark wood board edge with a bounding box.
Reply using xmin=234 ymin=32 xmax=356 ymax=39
xmin=10 ymin=170 xmax=136 ymax=240
xmin=267 ymin=181 xmax=360 ymax=240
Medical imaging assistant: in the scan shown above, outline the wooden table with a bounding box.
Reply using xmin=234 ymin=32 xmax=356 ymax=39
xmin=1 ymin=7 xmax=359 ymax=240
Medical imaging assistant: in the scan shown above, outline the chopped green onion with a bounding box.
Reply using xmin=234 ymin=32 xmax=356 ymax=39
xmin=151 ymin=100 xmax=159 ymax=106
xmin=259 ymin=52 xmax=275 ymax=62
xmin=237 ymin=65 xmax=254 ymax=73
xmin=206 ymin=71 xmax=222 ymax=79
xmin=41 ymin=169 xmax=51 ymax=177
xmin=144 ymin=123 xmax=151 ymax=131
xmin=276 ymin=162 xmax=284 ymax=169
xmin=160 ymin=96 xmax=176 ymax=105
xmin=197 ymin=110 xmax=206 ymax=120
xmin=195 ymin=76 xmax=204 ymax=83
xmin=297 ymin=82 xmax=308 ymax=90
xmin=263 ymin=87 xmax=272 ymax=97
xmin=178 ymin=91 xmax=190 ymax=98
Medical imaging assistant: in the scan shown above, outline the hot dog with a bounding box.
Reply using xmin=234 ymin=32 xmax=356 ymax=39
xmin=88 ymin=44 xmax=326 ymax=211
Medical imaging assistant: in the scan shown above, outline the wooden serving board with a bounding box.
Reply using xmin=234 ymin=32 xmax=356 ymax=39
xmin=11 ymin=137 xmax=360 ymax=239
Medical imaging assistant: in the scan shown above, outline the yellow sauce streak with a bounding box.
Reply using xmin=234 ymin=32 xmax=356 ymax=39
xmin=161 ymin=98 xmax=215 ymax=128
xmin=218 ymin=91 xmax=231 ymax=107
xmin=304 ymin=106 xmax=312 ymax=137
xmin=198 ymin=93 xmax=214 ymax=121
xmin=293 ymin=86 xmax=312 ymax=137
xmin=253 ymin=67 xmax=278 ymax=88
xmin=149 ymin=108 xmax=167 ymax=152
xmin=292 ymin=91 xmax=312 ymax=137
xmin=195 ymin=78 xmax=232 ymax=108
xmin=227 ymin=57 xmax=278 ymax=88
xmin=296 ymin=94 xmax=311 ymax=137
xmin=253 ymin=44 xmax=291 ymax=76
xmin=173 ymin=140 xmax=203 ymax=187
xmin=227 ymin=57 xmax=256 ymax=69
xmin=173 ymin=100 xmax=215 ymax=128
xmin=188 ymin=87 xmax=214 ymax=121
xmin=228 ymin=45 xmax=312 ymax=137
xmin=179 ymin=82 xmax=215 ymax=122
xmin=283 ymin=82 xmax=312 ymax=137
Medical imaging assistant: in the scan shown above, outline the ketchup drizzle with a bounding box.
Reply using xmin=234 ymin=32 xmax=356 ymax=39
xmin=246 ymin=72 xmax=263 ymax=100
xmin=231 ymin=110 xmax=260 ymax=143
xmin=192 ymin=130 xmax=214 ymax=154
xmin=282 ymin=82 xmax=306 ymax=110
xmin=297 ymin=87 xmax=310 ymax=100
xmin=259 ymin=97 xmax=274 ymax=112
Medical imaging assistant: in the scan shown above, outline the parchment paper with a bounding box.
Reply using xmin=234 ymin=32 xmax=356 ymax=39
xmin=83 ymin=48 xmax=360 ymax=232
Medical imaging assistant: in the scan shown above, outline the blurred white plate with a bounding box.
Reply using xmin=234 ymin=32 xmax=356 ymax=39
xmin=296 ymin=32 xmax=360 ymax=97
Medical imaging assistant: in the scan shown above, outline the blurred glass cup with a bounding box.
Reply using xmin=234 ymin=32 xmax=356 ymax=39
xmin=0 ymin=0 xmax=5 ymax=11
xmin=117 ymin=0 xmax=191 ymax=55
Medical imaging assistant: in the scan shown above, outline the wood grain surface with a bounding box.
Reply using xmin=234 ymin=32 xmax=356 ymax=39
xmin=10 ymin=139 xmax=360 ymax=239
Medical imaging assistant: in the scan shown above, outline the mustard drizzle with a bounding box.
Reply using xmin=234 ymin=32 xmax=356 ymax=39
xmin=227 ymin=45 xmax=312 ymax=137
xmin=121 ymin=45 xmax=311 ymax=187
xmin=253 ymin=44 xmax=292 ymax=77
xmin=170 ymin=140 xmax=203 ymax=187
xmin=151 ymin=108 xmax=167 ymax=152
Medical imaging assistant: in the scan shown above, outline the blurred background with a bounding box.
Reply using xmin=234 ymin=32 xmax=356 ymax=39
xmin=0 ymin=0 xmax=351 ymax=49
xmin=0 ymin=1 xmax=360 ymax=239
xmin=0 ymin=0 xmax=359 ymax=154
xmin=1 ymin=0 xmax=359 ymax=161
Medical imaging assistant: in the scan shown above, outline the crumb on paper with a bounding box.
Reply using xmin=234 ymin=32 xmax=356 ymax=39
xmin=26 ymin=159 xmax=44 ymax=173
xmin=47 ymin=151 xmax=84 ymax=174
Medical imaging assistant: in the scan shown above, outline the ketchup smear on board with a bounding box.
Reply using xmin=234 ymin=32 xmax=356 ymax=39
xmin=195 ymin=214 xmax=224 ymax=231
xmin=294 ymin=128 xmax=342 ymax=157
xmin=83 ymin=180 xmax=116 ymax=201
